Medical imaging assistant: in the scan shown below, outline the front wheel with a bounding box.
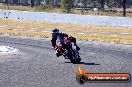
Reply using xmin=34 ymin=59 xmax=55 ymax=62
xmin=68 ymin=49 xmax=81 ymax=64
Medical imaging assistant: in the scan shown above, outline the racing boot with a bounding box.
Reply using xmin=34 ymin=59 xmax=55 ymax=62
xmin=56 ymin=50 xmax=62 ymax=57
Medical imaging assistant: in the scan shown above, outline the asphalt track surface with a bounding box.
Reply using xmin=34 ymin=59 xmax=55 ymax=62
xmin=0 ymin=35 xmax=132 ymax=87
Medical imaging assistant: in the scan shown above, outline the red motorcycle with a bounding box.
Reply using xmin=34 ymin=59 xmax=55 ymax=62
xmin=55 ymin=36 xmax=81 ymax=64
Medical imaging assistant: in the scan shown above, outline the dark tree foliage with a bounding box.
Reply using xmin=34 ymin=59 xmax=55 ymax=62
xmin=100 ymin=0 xmax=105 ymax=9
xmin=61 ymin=0 xmax=73 ymax=13
xmin=0 ymin=0 xmax=131 ymax=11
xmin=31 ymin=0 xmax=34 ymax=7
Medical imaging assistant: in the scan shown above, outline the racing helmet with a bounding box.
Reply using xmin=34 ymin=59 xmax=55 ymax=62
xmin=52 ymin=28 xmax=59 ymax=38
xmin=52 ymin=28 xmax=59 ymax=33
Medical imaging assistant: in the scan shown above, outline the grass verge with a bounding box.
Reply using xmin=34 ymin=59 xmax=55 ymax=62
xmin=0 ymin=19 xmax=132 ymax=34
xmin=0 ymin=4 xmax=32 ymax=11
xmin=0 ymin=29 xmax=51 ymax=38
xmin=0 ymin=29 xmax=132 ymax=45
xmin=72 ymin=33 xmax=132 ymax=44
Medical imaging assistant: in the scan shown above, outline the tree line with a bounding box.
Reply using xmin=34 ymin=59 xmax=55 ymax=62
xmin=0 ymin=0 xmax=131 ymax=16
xmin=0 ymin=0 xmax=131 ymax=7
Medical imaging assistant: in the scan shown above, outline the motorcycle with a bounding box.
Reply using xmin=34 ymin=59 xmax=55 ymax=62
xmin=55 ymin=36 xmax=81 ymax=64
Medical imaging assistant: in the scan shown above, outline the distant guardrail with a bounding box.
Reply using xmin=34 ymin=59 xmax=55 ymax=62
xmin=0 ymin=9 xmax=132 ymax=28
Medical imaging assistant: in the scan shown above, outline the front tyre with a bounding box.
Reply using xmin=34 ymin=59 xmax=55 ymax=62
xmin=68 ymin=49 xmax=81 ymax=64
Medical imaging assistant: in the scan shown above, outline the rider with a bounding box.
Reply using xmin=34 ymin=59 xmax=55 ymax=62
xmin=51 ymin=28 xmax=59 ymax=49
xmin=51 ymin=28 xmax=80 ymax=57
